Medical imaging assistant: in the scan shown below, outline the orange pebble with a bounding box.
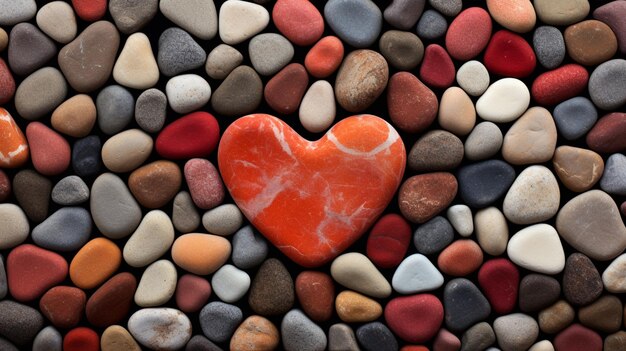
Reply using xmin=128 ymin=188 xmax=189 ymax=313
xmin=70 ymin=237 xmax=121 ymax=289
xmin=437 ymin=240 xmax=484 ymax=276
xmin=0 ymin=108 xmax=29 ymax=168
xmin=171 ymin=233 xmax=231 ymax=275
xmin=304 ymin=36 xmax=344 ymax=78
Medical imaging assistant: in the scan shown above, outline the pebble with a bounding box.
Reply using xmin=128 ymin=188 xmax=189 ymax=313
xmin=336 ymin=290 xmax=382 ymax=323
xmin=456 ymin=60 xmax=490 ymax=97
xmin=446 ymin=7 xmax=492 ymax=61
xmin=128 ymin=308 xmax=192 ymax=351
xmin=12 ymin=169 xmax=51 ymax=222
xmin=383 ymin=0 xmax=425 ymax=30
xmin=429 ymin=0 xmax=461 ymax=16
xmin=175 ymin=274 xmax=211 ymax=313
xmin=210 ymin=65 xmax=263 ymax=116
xmin=123 ymin=210 xmax=175 ymax=267
xmin=578 ymin=295 xmax=623 ymax=332
xmin=478 ymin=259 xmax=519 ymax=314
xmin=158 ymin=27 xmax=206 ymax=77
xmin=0 ymin=59 xmax=15 ymax=105
xmin=325 ymin=0 xmax=382 ymax=48
xmin=264 ymin=63 xmax=309 ymax=115
xmin=356 ymin=322 xmax=398 ymax=351
xmin=413 ymin=216 xmax=454 ymax=255
xmin=605 ymin=331 xmax=626 ymax=351
xmin=58 ymin=21 xmax=120 ymax=93
xmin=304 ymin=36 xmax=344 ymax=78
xmin=51 ymin=94 xmax=97 ymax=138
xmin=129 ymin=161 xmax=181 ymax=208
xmin=166 ymin=74 xmax=211 ymax=114
xmin=109 ymin=0 xmax=158 ymax=34
xmin=493 ymin=314 xmax=539 ymax=351
xmin=32 ymin=207 xmax=91 ymax=252
xmin=0 ymin=254 xmax=6 ymax=299
xmin=503 ymin=165 xmax=560 ymax=224
xmin=96 ymin=85 xmax=134 ymax=135
xmin=72 ymin=0 xmax=107 ymax=21
xmin=447 ymin=204 xmax=473 ymax=237
xmin=202 ymin=204 xmax=243 ymax=236
xmin=556 ymin=190 xmax=626 ymax=261
xmin=90 ymin=172 xmax=141 ymax=238
xmin=101 ymin=325 xmax=141 ymax=351
xmin=7 ymin=244 xmax=68 ymax=302
xmin=393 ymin=254 xmax=444 ymax=294
xmin=594 ymin=1 xmax=626 ymax=54
xmin=439 ymin=87 xmax=476 ymax=136
xmin=156 ymin=112 xmax=220 ymax=160
xmin=205 ymin=44 xmax=243 ymax=80
xmin=69 ymin=237 xmax=121 ymax=289
xmin=33 ymin=326 xmax=62 ymax=351
xmin=533 ymin=26 xmax=566 ymax=69
xmin=329 ymin=323 xmax=359 ymax=351
xmin=15 ymin=67 xmax=67 ymax=120
xmin=232 ymin=226 xmax=268 ymax=269
xmin=465 ymin=122 xmax=503 ymax=161
xmin=0 ymin=0 xmax=37 ymax=25
xmin=419 ymin=44 xmax=455 ymax=89
xmin=26 ymin=122 xmax=70 ymax=176
xmin=187 ymin=335 xmax=222 ymax=351
xmin=587 ymin=112 xmax=626 ymax=153
xmin=200 ymin=302 xmax=242 ymax=344
xmin=534 ymin=0 xmax=590 ymax=26
xmin=589 ymin=59 xmax=626 ymax=110
xmin=408 ymin=130 xmax=463 ymax=171
xmin=367 ymin=213 xmax=411 ymax=268
xmin=438 ymin=240 xmax=484 ymax=276
xmin=160 ymin=0 xmax=217 ymax=40
xmin=8 ymin=23 xmax=57 ymax=76
xmin=399 ymin=173 xmax=457 ymax=223
xmin=476 ymin=78 xmax=530 ymax=123
xmin=379 ymin=30 xmax=424 ymax=71
xmin=39 ymin=286 xmax=86 ymax=328
xmin=249 ymin=33 xmax=294 ymax=77
xmin=433 ymin=329 xmax=461 ymax=351
xmin=507 ymin=224 xmax=565 ymax=274
xmin=603 ymin=253 xmax=626 ymax=293
xmin=532 ymin=64 xmax=589 ymax=106
xmin=299 ymin=80 xmax=336 ymax=133
xmin=171 ymin=233 xmax=231 ymax=275
xmin=519 ymin=274 xmax=561 ymax=313
xmin=0 ymin=28 xmax=6 ymax=51
xmin=385 ymin=294 xmax=443 ymax=343
xmin=72 ymin=136 xmax=102 ymax=178
xmin=282 ymin=309 xmax=328 ymax=351
xmin=335 ymin=49 xmax=388 ymax=112
xmin=553 ymin=146 xmax=604 ymax=192
xmin=296 ymin=271 xmax=334 ymax=322
xmin=457 ymin=160 xmax=516 ymax=209
xmin=248 ymin=258 xmax=295 ymax=316
xmin=554 ymin=324 xmax=602 ymax=351
xmin=0 ymin=204 xmax=29 ymax=250
xmin=0 ymin=300 xmax=44 ymax=346
xmin=600 ymin=153 xmax=626 ymax=195
xmin=487 ymin=0 xmax=536 ymax=33
xmin=565 ymin=20 xmax=617 ymax=66
xmin=135 ymin=260 xmax=178 ymax=307
xmin=462 ymin=322 xmax=495 ymax=351
xmin=0 ymin=171 xmax=9 ymax=202
xmin=416 ymin=10 xmax=447 ymax=40
xmin=218 ymin=0 xmax=269 ymax=44
xmin=273 ymin=0 xmax=324 ymax=46
xmin=230 ymin=315 xmax=279 ymax=351
xmin=101 ymin=129 xmax=153 ymax=173
xmin=387 ymin=71 xmax=438 ymax=133
xmin=331 ymin=252 xmax=391 ymax=298
xmin=135 ymin=88 xmax=167 ymax=133
xmin=484 ymin=30 xmax=536 ymax=78
xmin=539 ymin=300 xmax=575 ymax=334
xmin=85 ymin=272 xmax=137 ymax=327
xmin=211 ymin=264 xmax=250 ymax=303
xmin=502 ymin=107 xmax=557 ymax=164
xmin=444 ymin=278 xmax=491 ymax=332
xmin=553 ymin=97 xmax=597 ymax=140
xmin=63 ymin=327 xmax=99 ymax=351
xmin=563 ymin=253 xmax=603 ymax=306
xmin=184 ymin=158 xmax=225 ymax=209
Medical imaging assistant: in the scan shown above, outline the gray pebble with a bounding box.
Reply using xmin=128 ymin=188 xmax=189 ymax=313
xmin=429 ymin=0 xmax=462 ymax=16
xmin=109 ymin=0 xmax=158 ymax=34
xmin=205 ymin=44 xmax=243 ymax=80
xmin=135 ymin=88 xmax=167 ymax=133
xmin=232 ymin=225 xmax=268 ymax=269
xmin=493 ymin=314 xmax=539 ymax=351
xmin=97 ymin=85 xmax=135 ymax=135
xmin=553 ymin=97 xmax=597 ymax=140
xmin=0 ymin=337 xmax=18 ymax=351
xmin=379 ymin=30 xmax=424 ymax=71
xmin=199 ymin=302 xmax=242 ymax=344
xmin=0 ymin=300 xmax=44 ymax=346
xmin=32 ymin=326 xmax=62 ymax=351
xmin=589 ymin=59 xmax=626 ymax=110
xmin=202 ymin=204 xmax=243 ymax=236
xmin=90 ymin=173 xmax=142 ymax=239
xmin=185 ymin=335 xmax=223 ymax=351
xmin=211 ymin=65 xmax=263 ymax=117
xmin=383 ymin=0 xmax=425 ymax=30
xmin=414 ymin=216 xmax=454 ymax=255
xmin=172 ymin=191 xmax=200 ymax=233
xmin=461 ymin=322 xmax=495 ymax=351
xmin=15 ymin=67 xmax=67 ymax=120
xmin=51 ymin=175 xmax=89 ymax=205
xmin=158 ymin=27 xmax=206 ymax=77
xmin=249 ymin=33 xmax=294 ymax=76
xmin=600 ymin=153 xmax=626 ymax=195
xmin=0 ymin=255 xmax=6 ymax=300
xmin=326 ymin=0 xmax=383 ymax=47
xmin=355 ymin=322 xmax=398 ymax=351
xmin=32 ymin=207 xmax=92 ymax=251
xmin=444 ymin=278 xmax=491 ymax=332
xmin=533 ymin=26 xmax=565 ymax=70
xmin=0 ymin=0 xmax=37 ymax=26
xmin=416 ymin=10 xmax=448 ymax=40
xmin=464 ymin=122 xmax=503 ymax=161
xmin=282 ymin=309 xmax=327 ymax=351
xmin=329 ymin=323 xmax=359 ymax=351
xmin=8 ymin=22 xmax=57 ymax=76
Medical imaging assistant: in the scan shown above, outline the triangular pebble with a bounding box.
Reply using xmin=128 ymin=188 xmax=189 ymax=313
xmin=7 ymin=244 xmax=68 ymax=302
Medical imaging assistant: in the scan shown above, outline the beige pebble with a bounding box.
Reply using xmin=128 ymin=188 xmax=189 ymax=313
xmin=134 ymin=259 xmax=177 ymax=307
xmin=502 ymin=107 xmax=557 ymax=165
xmin=438 ymin=86 xmax=476 ymax=136
xmin=102 ymin=129 xmax=153 ymax=173
xmin=335 ymin=290 xmax=382 ymax=323
xmin=475 ymin=207 xmax=508 ymax=256
xmin=552 ymin=146 xmax=604 ymax=193
xmin=299 ymin=80 xmax=336 ymax=133
xmin=602 ymin=253 xmax=626 ymax=293
xmin=503 ymin=165 xmax=560 ymax=225
xmin=101 ymin=325 xmax=141 ymax=351
xmin=487 ymin=0 xmax=536 ymax=33
xmin=123 ymin=210 xmax=175 ymax=268
xmin=0 ymin=28 xmax=7 ymax=52
xmin=533 ymin=0 xmax=590 ymax=26
xmin=330 ymin=252 xmax=391 ymax=299
xmin=51 ymin=94 xmax=96 ymax=138
xmin=113 ymin=33 xmax=159 ymax=90
xmin=36 ymin=1 xmax=77 ymax=43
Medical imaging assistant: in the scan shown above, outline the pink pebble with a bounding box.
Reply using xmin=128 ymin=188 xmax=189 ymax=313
xmin=175 ymin=274 xmax=211 ymax=313
xmin=184 ymin=158 xmax=225 ymax=210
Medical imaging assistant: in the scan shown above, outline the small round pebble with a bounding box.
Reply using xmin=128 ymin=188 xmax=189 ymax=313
xmin=562 ymin=253 xmax=603 ymax=306
xmin=533 ymin=26 xmax=566 ymax=69
xmin=8 ymin=23 xmax=57 ymax=77
xmin=438 ymin=239 xmax=484 ymax=276
xmin=602 ymin=253 xmax=626 ymax=293
xmin=135 ymin=88 xmax=167 ymax=133
xmin=330 ymin=252 xmax=392 ymax=298
xmin=15 ymin=67 xmax=67 ymax=121
xmin=90 ymin=173 xmax=142 ymax=239
xmin=457 ymin=60 xmax=490 ymax=97
xmin=413 ymin=216 xmax=454 ymax=255
xmin=70 ymin=237 xmax=121 ymax=290
xmin=503 ymin=165 xmax=560 ymax=225
xmin=336 ymin=290 xmax=382 ymax=323
xmin=249 ymin=33 xmax=294 ymax=76
xmin=408 ymin=130 xmax=464 ymax=172
xmin=299 ymin=80 xmax=336 ymax=133
xmin=0 ymin=300 xmax=44 ymax=346
xmin=211 ymin=264 xmax=250 ymax=303
xmin=588 ymin=59 xmax=626 ymax=110
xmin=356 ymin=322 xmax=398 ymax=351
xmin=96 ymin=85 xmax=134 ymax=135
xmin=231 ymin=225 xmax=269 ymax=270
xmin=109 ymin=0 xmax=158 ymax=34
xmin=85 ymin=273 xmax=137 ymax=327
xmin=539 ymin=300 xmax=574 ymax=334
xmin=200 ymin=302 xmax=242 ymax=344
xmin=171 ymin=233 xmax=231 ymax=275
xmin=135 ymin=260 xmax=177 ymax=307
xmin=0 ymin=203 xmax=30 ymax=250
xmin=123 ymin=210 xmax=175 ymax=267
xmin=519 ymin=274 xmax=562 ymax=313
xmin=26 ymin=121 xmax=71 ymax=176
xmin=457 ymin=160 xmax=515 ymax=209
xmin=218 ymin=0 xmax=269 ymax=45
xmin=36 ymin=2 xmax=76 ymax=44
xmin=112 ymin=32 xmax=160 ymax=90
xmin=101 ymin=325 xmax=141 ymax=351
xmin=175 ymin=274 xmax=211 ymax=314
xmin=12 ymin=169 xmax=51 ymax=223
xmin=51 ymin=94 xmax=97 ymax=138
xmin=8 ymin=244 xmax=68 ymax=303
xmin=438 ymin=86 xmax=476 ymax=136
xmin=166 ymin=74 xmax=211 ymax=114
xmin=210 ymin=65 xmax=263 ymax=117
xmin=379 ymin=30 xmax=423 ymax=71
xmin=172 ymin=191 xmax=200 ymax=234
xmin=184 ymin=158 xmax=225 ymax=210
xmin=475 ymin=207 xmax=509 ymax=256
xmin=398 ymin=173 xmax=458 ymax=223
xmin=72 ymin=136 xmax=102 ymax=178
xmin=476 ymin=78 xmax=530 ymax=123
xmin=443 ymin=278 xmax=491 ymax=332
xmin=305 ymin=36 xmax=344 ymax=78
xmin=392 ymin=254 xmax=444 ymax=294
xmin=230 ymin=316 xmax=279 ymax=351
xmin=33 ymin=326 xmax=62 ymax=351
xmin=248 ymin=258 xmax=295 ymax=316
xmin=158 ymin=27 xmax=206 ymax=77
xmin=493 ymin=313 xmax=539 ymax=351
xmin=447 ymin=204 xmax=473 ymax=237
xmin=329 ymin=323 xmax=359 ymax=351
xmin=324 ymin=0 xmax=382 ymax=48
xmin=295 ymin=271 xmax=335 ymax=322
xmin=205 ymin=44 xmax=243 ymax=80
xmin=417 ymin=10 xmax=447 ymax=40
xmin=282 ymin=309 xmax=327 ymax=351
xmin=600 ymin=153 xmax=626 ymax=195
xmin=553 ymin=97 xmax=597 ymax=140
xmin=507 ymin=224 xmax=566 ymax=274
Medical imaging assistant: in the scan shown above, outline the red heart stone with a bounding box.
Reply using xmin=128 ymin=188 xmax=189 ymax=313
xmin=218 ymin=114 xmax=406 ymax=267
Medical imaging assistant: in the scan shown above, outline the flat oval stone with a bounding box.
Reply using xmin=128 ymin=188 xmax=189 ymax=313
xmin=446 ymin=7 xmax=492 ymax=61
xmin=249 ymin=258 xmax=295 ymax=316
xmin=600 ymin=153 xmax=626 ymax=195
xmin=109 ymin=0 xmax=158 ymax=34
xmin=476 ymin=78 xmax=530 ymax=123
xmin=438 ymin=239 xmax=483 ymax=276
xmin=475 ymin=207 xmax=509 ymax=256
xmin=304 ymin=36 xmax=344 ymax=78
xmin=202 ymin=204 xmax=243 ymax=236
xmin=249 ymin=33 xmax=293 ymax=77
xmin=443 ymin=278 xmax=491 ymax=332
xmin=128 ymin=161 xmax=181 ymax=208
xmin=184 ymin=158 xmax=224 ymax=210
xmin=32 ymin=326 xmax=62 ymax=351
xmin=26 ymin=121 xmax=70 ymax=176
xmin=456 ymin=60 xmax=490 ymax=97
xmin=502 ymin=107 xmax=557 ymax=165
xmin=438 ymin=87 xmax=476 ymax=137
xmin=507 ymin=224 xmax=566 ymax=274
xmin=51 ymin=94 xmax=96 ymax=138
xmin=210 ymin=65 xmax=263 ymax=117
xmin=520 ymin=274 xmax=561 ymax=313
xmin=379 ymin=30 xmax=423 ymax=71
xmin=335 ymin=50 xmax=388 ymax=113
xmin=603 ymin=253 xmax=626 ymax=293
xmin=398 ymin=173 xmax=457 ymax=223
xmin=123 ymin=210 xmax=175 ymax=267
xmin=556 ymin=190 xmax=626 ymax=261
xmin=419 ymin=44 xmax=455 ymax=89
xmin=7 ymin=244 xmax=68 ymax=302
xmin=565 ymin=20 xmax=617 ymax=66
xmin=15 ymin=67 xmax=67 ymax=120
xmin=160 ymin=0 xmax=217 ymax=40
xmin=200 ymin=302 xmax=242 ymax=343
xmin=0 ymin=300 xmax=44 ymax=346
xmin=408 ymin=130 xmax=463 ymax=172
xmin=464 ymin=121 xmax=503 ymax=161
xmin=205 ymin=44 xmax=243 ymax=80
xmin=553 ymin=146 xmax=604 ymax=192
xmin=264 ymin=63 xmax=309 ymax=115
xmin=494 ymin=314 xmax=539 ymax=351
xmin=135 ymin=88 xmax=167 ymax=133
xmin=282 ymin=309 xmax=327 ymax=351
xmin=594 ymin=1 xmax=626 ymax=55
xmin=331 ymin=252 xmax=391 ymax=298
xmin=578 ymin=295 xmax=623 ymax=333
xmin=0 ymin=0 xmax=37 ymax=26
xmin=101 ymin=325 xmax=141 ymax=351
xmin=533 ymin=26 xmax=566 ymax=69
xmin=212 ymin=264 xmax=250 ymax=303
xmin=128 ymin=308 xmax=192 ymax=350
xmin=96 ymin=85 xmax=134 ymax=135
xmin=0 ymin=204 xmax=29 ymax=250
xmin=478 ymin=259 xmax=519 ymax=314
xmin=85 ymin=272 xmax=137 ymax=327
xmin=447 ymin=204 xmax=473 ymax=237
xmin=171 ymin=233 xmax=231 ymax=275
xmin=534 ymin=0 xmax=590 ymax=26
xmin=387 ymin=71 xmax=438 ymax=133
xmin=32 ymin=207 xmax=91 ymax=252
xmin=12 ymin=169 xmax=51 ymax=222
xmin=384 ymin=0 xmax=425 ymax=30
xmin=135 ymin=260 xmax=177 ymax=307
xmin=503 ymin=165 xmax=560 ymax=224
xmin=218 ymin=0 xmax=268 ymax=45
xmin=101 ymin=129 xmax=153 ymax=173
xmin=158 ymin=27 xmax=205 ymax=77
xmin=175 ymin=274 xmax=211 ymax=313
xmin=457 ymin=159 xmax=515 ymax=208
xmin=295 ymin=271 xmax=334 ymax=322
xmin=230 ymin=316 xmax=279 ymax=351
xmin=356 ymin=322 xmax=397 ymax=351
xmin=232 ymin=226 xmax=268 ymax=270
xmin=165 ymin=74 xmax=211 ymax=114
xmin=58 ymin=21 xmax=120 ymax=93
xmin=413 ymin=216 xmax=454 ymax=255
xmin=8 ymin=23 xmax=57 ymax=76
xmin=273 ymin=0 xmax=324 ymax=46
xmin=384 ymin=294 xmax=443 ymax=343
xmin=553 ymin=97 xmax=597 ymax=140
xmin=113 ymin=32 xmax=159 ymax=90
xmin=336 ymin=290 xmax=382 ymax=323
xmin=484 ymin=29 xmax=536 ymax=78
xmin=366 ymin=213 xmax=411 ymax=269
xmin=325 ymin=0 xmax=382 ymax=48
xmin=487 ymin=0 xmax=536 ymax=33
xmin=70 ymin=237 xmax=121 ymax=289
xmin=417 ymin=10 xmax=448 ymax=40
xmin=539 ymin=300 xmax=575 ymax=334
xmin=392 ymin=253 xmax=444 ymax=294
xmin=563 ymin=253 xmax=603 ymax=306
xmin=531 ymin=64 xmax=589 ymax=106
xmin=39 ymin=286 xmax=86 ymax=329
xmin=586 ymin=112 xmax=626 ymax=153
xmin=589 ymin=59 xmax=626 ymax=110
xmin=299 ymin=80 xmax=336 ymax=133
xmin=554 ymin=324 xmax=602 ymax=351
xmin=91 ymin=172 xmax=142 ymax=239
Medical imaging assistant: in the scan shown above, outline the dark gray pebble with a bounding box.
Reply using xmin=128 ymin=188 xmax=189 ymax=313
xmin=8 ymin=22 xmax=56 ymax=76
xmin=135 ymin=88 xmax=167 ymax=133
xmin=185 ymin=335 xmax=223 ymax=351
xmin=413 ymin=216 xmax=454 ymax=255
xmin=416 ymin=10 xmax=448 ymax=40
xmin=0 ymin=300 xmax=44 ymax=346
xmin=379 ymin=30 xmax=424 ymax=71
xmin=444 ymin=278 xmax=491 ymax=332
xmin=96 ymin=85 xmax=134 ymax=135
xmin=553 ymin=96 xmax=597 ymax=140
xmin=211 ymin=65 xmax=263 ymax=117
xmin=282 ymin=309 xmax=327 ymax=351
xmin=51 ymin=175 xmax=90 ymax=205
xmin=533 ymin=26 xmax=565 ymax=70
xmin=519 ymin=274 xmax=561 ymax=313
xmin=158 ymin=27 xmax=206 ymax=77
xmin=325 ymin=0 xmax=383 ymax=48
xmin=383 ymin=0 xmax=425 ymax=30
xmin=32 ymin=207 xmax=92 ymax=252
xmin=457 ymin=160 xmax=516 ymax=209
xmin=199 ymin=302 xmax=242 ymax=344
xmin=429 ymin=0 xmax=462 ymax=16
xmin=563 ymin=253 xmax=603 ymax=306
xmin=12 ymin=169 xmax=51 ymax=223
xmin=72 ymin=135 xmax=102 ymax=178
xmin=356 ymin=322 xmax=398 ymax=351
xmin=32 ymin=326 xmax=62 ymax=351
xmin=588 ymin=59 xmax=626 ymax=110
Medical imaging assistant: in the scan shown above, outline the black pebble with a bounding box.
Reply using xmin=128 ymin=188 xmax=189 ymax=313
xmin=457 ymin=160 xmax=516 ymax=209
xmin=72 ymin=135 xmax=102 ymax=178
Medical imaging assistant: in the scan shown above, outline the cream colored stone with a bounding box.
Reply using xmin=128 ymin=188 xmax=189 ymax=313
xmin=603 ymin=253 xmax=626 ymax=293
xmin=299 ymin=80 xmax=336 ymax=133
xmin=534 ymin=0 xmax=590 ymax=26
xmin=502 ymin=107 xmax=557 ymax=165
xmin=101 ymin=129 xmax=153 ymax=173
xmin=113 ymin=33 xmax=159 ymax=89
xmin=503 ymin=165 xmax=560 ymax=225
xmin=475 ymin=207 xmax=508 ymax=256
xmin=476 ymin=78 xmax=530 ymax=123
xmin=438 ymin=86 xmax=476 ymax=136
xmin=507 ymin=224 xmax=565 ymax=274
xmin=123 ymin=210 xmax=175 ymax=268
xmin=219 ymin=0 xmax=269 ymax=45
xmin=135 ymin=259 xmax=177 ymax=307
xmin=36 ymin=1 xmax=77 ymax=43
xmin=330 ymin=252 xmax=391 ymax=298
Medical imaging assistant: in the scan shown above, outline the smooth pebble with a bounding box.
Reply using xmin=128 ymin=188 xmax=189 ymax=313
xmin=135 ymin=260 xmax=177 ymax=307
xmin=128 ymin=308 xmax=192 ymax=351
xmin=202 ymin=204 xmax=243 ymax=236
xmin=211 ymin=264 xmax=250 ymax=303
xmin=123 ymin=210 xmax=175 ymax=267
xmin=476 ymin=78 xmax=530 ymax=123
xmin=507 ymin=224 xmax=565 ymax=274
xmin=96 ymin=85 xmax=134 ymax=135
xmin=166 ymin=74 xmax=211 ymax=114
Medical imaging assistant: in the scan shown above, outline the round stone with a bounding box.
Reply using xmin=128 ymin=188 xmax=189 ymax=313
xmin=231 ymin=226 xmax=268 ymax=270
xmin=493 ymin=314 xmax=539 ymax=351
xmin=90 ymin=173 xmax=142 ymax=239
xmin=128 ymin=308 xmax=192 ymax=350
xmin=0 ymin=204 xmax=29 ymax=250
xmin=15 ymin=67 xmax=67 ymax=120
xmin=456 ymin=60 xmax=490 ymax=96
xmin=31 ymin=207 xmax=91 ymax=252
xmin=101 ymin=129 xmax=153 ymax=173
xmin=335 ymin=49 xmax=389 ymax=113
xmin=211 ymin=264 xmax=250 ymax=303
xmin=533 ymin=26 xmax=566 ymax=69
xmin=205 ymin=44 xmax=243 ymax=80
xmin=158 ymin=27 xmax=205 ymax=77
xmin=96 ymin=85 xmax=134 ymax=135
xmin=171 ymin=233 xmax=231 ymax=275
xmin=464 ymin=122 xmax=503 ymax=161
xmin=416 ymin=10 xmax=447 ymax=40
xmin=165 ymin=74 xmax=211 ymax=114
xmin=135 ymin=88 xmax=167 ymax=133
xmin=324 ymin=0 xmax=382 ymax=48
xmin=588 ymin=59 xmax=626 ymax=110
xmin=503 ymin=165 xmax=560 ymax=225
xmin=281 ymin=309 xmax=327 ymax=351
xmin=123 ymin=210 xmax=175 ymax=268
xmin=331 ymin=253 xmax=391 ymax=299
xmin=109 ymin=0 xmax=158 ymax=34
xmin=199 ymin=302 xmax=242 ymax=344
xmin=475 ymin=207 xmax=509 ymax=256
xmin=249 ymin=33 xmax=294 ymax=77
xmin=379 ymin=30 xmax=423 ymax=71
xmin=408 ymin=130 xmax=463 ymax=172
xmin=413 ymin=216 xmax=454 ymax=255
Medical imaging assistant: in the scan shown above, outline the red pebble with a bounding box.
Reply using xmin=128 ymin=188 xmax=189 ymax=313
xmin=445 ymin=7 xmax=492 ymax=61
xmin=25 ymin=121 xmax=71 ymax=176
xmin=477 ymin=258 xmax=519 ymax=314
xmin=433 ymin=328 xmax=461 ymax=351
xmin=387 ymin=72 xmax=438 ymax=133
xmin=305 ymin=36 xmax=344 ymax=78
xmin=156 ymin=111 xmax=220 ymax=160
xmin=184 ymin=158 xmax=225 ymax=210
xmin=273 ymin=0 xmax=324 ymax=46
xmin=72 ymin=0 xmax=107 ymax=21
xmin=85 ymin=272 xmax=137 ymax=327
xmin=175 ymin=274 xmax=212 ymax=313
xmin=0 ymin=169 xmax=10 ymax=202
xmin=63 ymin=327 xmax=100 ymax=351
xmin=366 ymin=213 xmax=412 ymax=269
xmin=419 ymin=44 xmax=455 ymax=89
xmin=437 ymin=240 xmax=483 ymax=276
xmin=586 ymin=113 xmax=626 ymax=153
xmin=531 ymin=64 xmax=589 ymax=106
xmin=0 ymin=58 xmax=15 ymax=105
xmin=264 ymin=63 xmax=309 ymax=115
xmin=295 ymin=271 xmax=335 ymax=322
xmin=385 ymin=294 xmax=444 ymax=344
xmin=7 ymin=244 xmax=68 ymax=302
xmin=554 ymin=324 xmax=602 ymax=351
xmin=484 ymin=30 xmax=536 ymax=78
xmin=40 ymin=286 xmax=86 ymax=329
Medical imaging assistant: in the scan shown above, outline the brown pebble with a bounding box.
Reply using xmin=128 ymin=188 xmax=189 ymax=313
xmin=408 ymin=130 xmax=463 ymax=172
xmin=229 ymin=315 xmax=279 ymax=351
xmin=264 ymin=63 xmax=308 ymax=115
xmin=39 ymin=286 xmax=86 ymax=329
xmin=438 ymin=86 xmax=476 ymax=136
xmin=248 ymin=259 xmax=294 ymax=317
xmin=85 ymin=272 xmax=137 ymax=328
xmin=579 ymin=295 xmax=623 ymax=333
xmin=295 ymin=271 xmax=334 ymax=322
xmin=12 ymin=169 xmax=51 ymax=223
xmin=519 ymin=274 xmax=561 ymax=313
xmin=51 ymin=94 xmax=97 ymax=138
xmin=335 ymin=49 xmax=389 ymax=112
xmin=605 ymin=331 xmax=626 ymax=351
xmin=398 ymin=172 xmax=458 ymax=223
xmin=101 ymin=325 xmax=141 ymax=351
xmin=335 ymin=290 xmax=382 ymax=323
xmin=210 ymin=65 xmax=263 ymax=117
xmin=562 ymin=253 xmax=603 ymax=306
xmin=565 ymin=20 xmax=618 ymax=66
xmin=128 ymin=160 xmax=182 ymax=209
xmin=387 ymin=71 xmax=438 ymax=133
xmin=379 ymin=30 xmax=424 ymax=71
xmin=539 ymin=300 xmax=575 ymax=334
xmin=552 ymin=146 xmax=604 ymax=192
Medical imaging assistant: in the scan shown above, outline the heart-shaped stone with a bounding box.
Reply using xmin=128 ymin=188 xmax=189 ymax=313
xmin=218 ymin=114 xmax=405 ymax=267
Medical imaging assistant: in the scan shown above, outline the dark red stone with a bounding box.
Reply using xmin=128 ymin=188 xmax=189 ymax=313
xmin=531 ymin=64 xmax=589 ymax=106
xmin=419 ymin=44 xmax=455 ymax=89
xmin=7 ymin=244 xmax=68 ymax=302
xmin=63 ymin=327 xmax=100 ymax=351
xmin=366 ymin=213 xmax=412 ymax=269
xmin=478 ymin=258 xmax=519 ymax=314
xmin=295 ymin=271 xmax=334 ymax=322
xmin=387 ymin=72 xmax=438 ymax=133
xmin=264 ymin=63 xmax=309 ymax=115
xmin=554 ymin=324 xmax=602 ymax=351
xmin=385 ymin=294 xmax=444 ymax=344
xmin=484 ymin=30 xmax=536 ymax=78
xmin=39 ymin=286 xmax=86 ymax=329
xmin=0 ymin=58 xmax=15 ymax=105
xmin=0 ymin=169 xmax=10 ymax=202
xmin=586 ymin=113 xmax=626 ymax=154
xmin=175 ymin=274 xmax=212 ymax=313
xmin=156 ymin=111 xmax=220 ymax=160
xmin=85 ymin=272 xmax=137 ymax=327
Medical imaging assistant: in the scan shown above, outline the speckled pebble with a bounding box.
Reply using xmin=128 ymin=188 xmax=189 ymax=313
xmin=202 ymin=204 xmax=243 ymax=236
xmin=533 ymin=26 xmax=565 ymax=70
xmin=282 ymin=309 xmax=327 ymax=351
xmin=32 ymin=207 xmax=91 ymax=252
xmin=600 ymin=153 xmax=626 ymax=196
xmin=249 ymin=33 xmax=294 ymax=76
xmin=135 ymin=88 xmax=167 ymax=133
xmin=96 ymin=85 xmax=134 ymax=135
xmin=417 ymin=10 xmax=448 ymax=40
xmin=199 ymin=302 xmax=242 ymax=344
xmin=232 ymin=225 xmax=269 ymax=270
xmin=51 ymin=176 xmax=89 ymax=205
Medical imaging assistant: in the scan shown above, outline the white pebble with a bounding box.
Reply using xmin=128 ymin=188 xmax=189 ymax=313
xmin=166 ymin=74 xmax=211 ymax=114
xmin=507 ymin=224 xmax=565 ymax=274
xmin=476 ymin=78 xmax=530 ymax=123
xmin=446 ymin=204 xmax=473 ymax=237
xmin=299 ymin=80 xmax=336 ymax=133
xmin=211 ymin=264 xmax=251 ymax=303
xmin=128 ymin=308 xmax=192 ymax=351
xmin=135 ymin=260 xmax=177 ymax=307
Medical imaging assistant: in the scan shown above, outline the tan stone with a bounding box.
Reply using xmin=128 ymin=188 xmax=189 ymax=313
xmin=128 ymin=161 xmax=182 ymax=209
xmin=552 ymin=146 xmax=604 ymax=192
xmin=230 ymin=315 xmax=279 ymax=351
xmin=538 ymin=300 xmax=575 ymax=334
xmin=534 ymin=0 xmax=590 ymax=26
xmin=51 ymin=94 xmax=96 ymax=137
xmin=565 ymin=20 xmax=618 ymax=66
xmin=335 ymin=50 xmax=388 ymax=112
xmin=335 ymin=290 xmax=382 ymax=323
xmin=113 ymin=32 xmax=159 ymax=90
xmin=101 ymin=129 xmax=153 ymax=173
xmin=438 ymin=86 xmax=476 ymax=136
xmin=487 ymin=0 xmax=536 ymax=33
xmin=502 ymin=107 xmax=557 ymax=165
xmin=0 ymin=27 xmax=7 ymax=52
xmin=101 ymin=325 xmax=141 ymax=351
